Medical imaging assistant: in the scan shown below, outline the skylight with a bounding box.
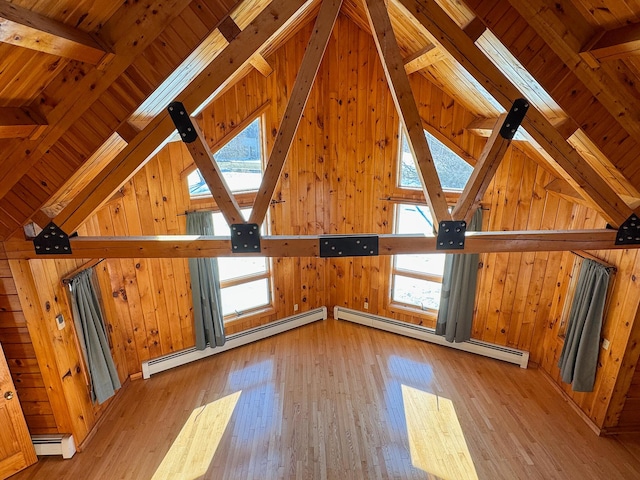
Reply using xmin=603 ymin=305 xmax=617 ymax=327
xmin=399 ymin=130 xmax=473 ymax=191
xmin=187 ymin=117 xmax=264 ymax=196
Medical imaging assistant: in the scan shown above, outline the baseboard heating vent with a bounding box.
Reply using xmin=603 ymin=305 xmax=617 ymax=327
xmin=142 ymin=306 xmax=328 ymax=378
xmin=334 ymin=306 xmax=529 ymax=368
xmin=31 ymin=434 xmax=76 ymax=459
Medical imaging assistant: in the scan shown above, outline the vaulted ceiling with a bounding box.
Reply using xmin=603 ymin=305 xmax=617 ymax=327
xmin=0 ymin=0 xmax=639 ymax=252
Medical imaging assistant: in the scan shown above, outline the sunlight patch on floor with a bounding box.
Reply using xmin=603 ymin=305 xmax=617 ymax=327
xmin=402 ymin=385 xmax=478 ymax=480
xmin=151 ymin=391 xmax=241 ymax=480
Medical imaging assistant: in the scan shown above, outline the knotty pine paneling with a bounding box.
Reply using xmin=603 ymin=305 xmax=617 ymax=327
xmin=14 ymin=12 xmax=640 ymax=435
xmin=0 ymin=245 xmax=57 ymax=434
xmin=530 ymin=203 xmax=640 ymax=430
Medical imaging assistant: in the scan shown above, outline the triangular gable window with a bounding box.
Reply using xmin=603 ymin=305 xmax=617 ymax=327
xmin=187 ymin=117 xmax=264 ymax=196
xmin=399 ymin=130 xmax=473 ymax=191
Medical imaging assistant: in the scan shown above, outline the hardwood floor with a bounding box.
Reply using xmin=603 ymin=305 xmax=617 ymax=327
xmin=11 ymin=318 xmax=640 ymax=479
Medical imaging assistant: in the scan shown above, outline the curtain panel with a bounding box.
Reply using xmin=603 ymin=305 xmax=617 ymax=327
xmin=69 ymin=269 xmax=121 ymax=404
xmin=558 ymin=259 xmax=611 ymax=392
xmin=435 ymin=209 xmax=482 ymax=343
xmin=186 ymin=211 xmax=226 ymax=350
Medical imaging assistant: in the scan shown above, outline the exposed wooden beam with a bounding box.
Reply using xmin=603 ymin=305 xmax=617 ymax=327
xmin=0 ymin=0 xmax=196 ymax=206
xmin=396 ymin=0 xmax=635 ymax=227
xmin=180 ymin=99 xmax=271 ymax=179
xmin=218 ymin=16 xmax=242 ymax=43
xmin=116 ymin=122 xmax=141 ymax=144
xmin=452 ymin=113 xmax=510 ymax=221
xmin=55 ymin=0 xmax=315 ymax=235
xmin=364 ymin=0 xmax=450 ymax=226
xmin=462 ymin=16 xmax=485 ymax=42
xmin=182 ymin=114 xmax=245 ymax=225
xmin=545 ymin=177 xmax=581 ymax=199
xmin=0 ymin=107 xmax=47 ymax=139
xmin=580 ymin=22 xmax=640 ymax=64
xmin=249 ymin=0 xmax=343 ymax=226
xmin=501 ymin=0 xmax=640 ymax=142
xmin=546 ymin=177 xmax=640 ymax=210
xmin=249 ymin=53 xmax=273 ymax=77
xmin=0 ymin=1 xmax=112 ymax=65
xmin=3 ymin=229 xmax=632 ymax=260
xmin=466 ymin=115 xmax=576 ymax=141
xmin=403 ymin=44 xmax=445 ymax=74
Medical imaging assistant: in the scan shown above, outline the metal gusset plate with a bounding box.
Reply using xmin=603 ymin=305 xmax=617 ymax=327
xmin=319 ymin=235 xmax=379 ymax=258
xmin=436 ymin=220 xmax=466 ymax=250
xmin=230 ymin=223 xmax=261 ymax=253
xmin=33 ymin=222 xmax=72 ymax=255
xmin=500 ymin=98 xmax=529 ymax=140
xmin=167 ymin=101 xmax=197 ymax=143
xmin=615 ymin=214 xmax=640 ymax=245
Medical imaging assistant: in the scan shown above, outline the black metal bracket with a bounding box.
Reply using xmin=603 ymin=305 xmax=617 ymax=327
xmin=167 ymin=101 xmax=197 ymax=143
xmin=436 ymin=220 xmax=466 ymax=250
xmin=500 ymin=98 xmax=529 ymax=140
xmin=33 ymin=222 xmax=72 ymax=255
xmin=615 ymin=213 xmax=640 ymax=245
xmin=319 ymin=235 xmax=379 ymax=258
xmin=230 ymin=223 xmax=261 ymax=253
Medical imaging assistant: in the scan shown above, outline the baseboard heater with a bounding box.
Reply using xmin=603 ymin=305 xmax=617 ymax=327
xmin=142 ymin=306 xmax=328 ymax=378
xmin=31 ymin=434 xmax=76 ymax=459
xmin=334 ymin=306 xmax=529 ymax=368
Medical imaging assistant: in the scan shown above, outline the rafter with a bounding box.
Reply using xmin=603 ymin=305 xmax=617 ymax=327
xmin=0 ymin=107 xmax=47 ymax=139
xmin=581 ymin=21 xmax=640 ymax=64
xmin=249 ymin=53 xmax=273 ymax=76
xmin=452 ymin=113 xmax=510 ymax=222
xmin=0 ymin=0 xmax=196 ymax=205
xmin=404 ymin=44 xmax=445 ymax=74
xmin=0 ymin=1 xmax=112 ymax=65
xmin=500 ymin=0 xmax=640 ymax=142
xmin=249 ymin=0 xmax=343 ymax=226
xmin=395 ymin=0 xmax=635 ymax=227
xmin=3 ymin=229 xmax=631 ymax=260
xmin=55 ymin=0 xmax=315 ymax=235
xmin=180 ymin=110 xmax=244 ymax=225
xmin=364 ymin=0 xmax=450 ymax=226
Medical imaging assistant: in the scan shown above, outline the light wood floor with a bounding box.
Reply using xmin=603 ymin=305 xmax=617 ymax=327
xmin=11 ymin=318 xmax=640 ymax=479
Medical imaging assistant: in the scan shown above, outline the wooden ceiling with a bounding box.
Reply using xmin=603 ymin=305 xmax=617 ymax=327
xmin=0 ymin=0 xmax=639 ymax=251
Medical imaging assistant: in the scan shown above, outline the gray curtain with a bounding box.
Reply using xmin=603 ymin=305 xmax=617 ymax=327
xmin=436 ymin=209 xmax=482 ymax=343
xmin=558 ymin=259 xmax=611 ymax=392
xmin=186 ymin=211 xmax=226 ymax=350
xmin=69 ymin=269 xmax=121 ymax=404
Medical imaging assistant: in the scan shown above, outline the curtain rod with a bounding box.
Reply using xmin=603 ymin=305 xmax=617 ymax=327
xmin=61 ymin=258 xmax=106 ymax=285
xmin=570 ymin=250 xmax=617 ymax=272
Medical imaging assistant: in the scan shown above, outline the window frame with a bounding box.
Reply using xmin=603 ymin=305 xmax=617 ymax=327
xmin=389 ymin=203 xmax=445 ymax=316
xmin=209 ymin=208 xmax=274 ymax=323
xmin=186 ymin=113 xmax=267 ymax=199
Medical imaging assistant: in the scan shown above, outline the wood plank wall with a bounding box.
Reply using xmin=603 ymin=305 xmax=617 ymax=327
xmin=0 ymin=244 xmax=58 ymax=434
xmin=9 ymin=12 xmax=640 ymax=437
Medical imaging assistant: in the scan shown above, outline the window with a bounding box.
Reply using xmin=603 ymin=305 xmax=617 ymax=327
xmin=211 ymin=209 xmax=272 ymax=318
xmin=390 ymin=204 xmax=445 ymax=312
xmin=398 ymin=130 xmax=473 ymax=191
xmin=188 ymin=117 xmax=264 ymax=196
xmin=391 ymin=129 xmax=473 ymax=313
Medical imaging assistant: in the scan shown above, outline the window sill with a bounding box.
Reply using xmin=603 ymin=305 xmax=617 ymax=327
xmin=223 ymin=305 xmax=276 ymax=325
xmin=388 ymin=302 xmax=438 ymax=320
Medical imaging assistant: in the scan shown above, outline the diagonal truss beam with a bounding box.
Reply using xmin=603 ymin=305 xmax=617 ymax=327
xmin=452 ymin=113 xmax=510 ymax=222
xmin=395 ymin=0 xmax=635 ymax=227
xmin=364 ymin=0 xmax=450 ymax=227
xmin=249 ymin=0 xmax=343 ymax=226
xmin=176 ymin=106 xmax=244 ymax=225
xmin=55 ymin=0 xmax=315 ymax=234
